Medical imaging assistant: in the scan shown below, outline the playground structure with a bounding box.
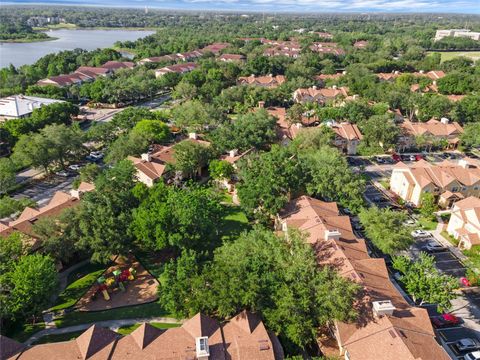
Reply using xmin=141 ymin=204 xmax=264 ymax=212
xmin=76 ymin=255 xmax=159 ymax=312
xmin=95 ymin=267 xmax=137 ymax=301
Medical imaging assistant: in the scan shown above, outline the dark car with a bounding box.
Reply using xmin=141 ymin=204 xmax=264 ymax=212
xmin=431 ymin=314 xmax=460 ymax=328
xmin=455 ymin=338 xmax=480 ymax=352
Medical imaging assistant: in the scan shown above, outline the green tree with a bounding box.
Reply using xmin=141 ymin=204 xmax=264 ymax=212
xmin=40 ymin=124 xmax=85 ymax=169
xmin=299 ymin=146 xmax=365 ymax=212
xmin=237 ymin=145 xmax=302 ymax=222
xmin=208 ymin=159 xmax=234 ymax=180
xmin=172 ymin=100 xmax=212 ymax=131
xmin=359 ymin=207 xmax=413 ymax=255
xmin=131 ymin=182 xmax=222 ymax=251
xmin=420 ymin=192 xmax=437 ymax=221
xmin=461 ymin=123 xmax=480 ymax=148
xmin=6 ymin=254 xmax=58 ymax=322
xmin=12 ymin=132 xmax=54 ymax=173
xmin=393 ymin=253 xmax=457 ymax=312
xmin=160 ymin=228 xmax=359 ymax=349
xmin=358 ymin=114 xmax=398 ymax=153
xmin=76 ymin=160 xmax=138 ymax=263
xmin=32 ymin=208 xmax=80 ymax=264
xmin=291 ymin=126 xmax=335 ymax=151
xmin=0 ymin=158 xmax=16 ymax=194
xmin=131 ymin=119 xmax=170 ymax=144
xmin=211 ymin=109 xmax=277 ymax=152
xmin=104 ymin=131 xmax=149 ymax=164
xmin=173 ymin=140 xmax=213 ymax=179
xmin=286 ymin=103 xmax=305 ymax=126
xmin=172 ymin=81 xmax=198 ymax=101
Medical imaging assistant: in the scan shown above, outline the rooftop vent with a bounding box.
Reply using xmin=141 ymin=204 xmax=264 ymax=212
xmin=440 ymin=117 xmax=449 ymax=124
xmin=189 ymin=132 xmax=198 ymax=140
xmin=195 ymin=336 xmax=210 ymax=360
xmin=141 ymin=153 xmax=151 ymax=162
xmin=324 ymin=229 xmax=341 ymax=241
xmin=372 ymin=300 xmax=396 ymax=317
xmin=229 ymin=149 xmax=239 ymax=158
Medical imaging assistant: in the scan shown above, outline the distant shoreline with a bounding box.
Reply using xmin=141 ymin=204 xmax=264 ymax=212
xmin=0 ymin=36 xmax=58 ymax=43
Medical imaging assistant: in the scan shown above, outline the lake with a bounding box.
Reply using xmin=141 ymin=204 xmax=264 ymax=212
xmin=0 ymin=29 xmax=155 ymax=68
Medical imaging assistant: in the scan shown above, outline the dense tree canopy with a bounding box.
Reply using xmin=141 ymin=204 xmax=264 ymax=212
xmin=160 ymin=227 xmax=359 ymax=349
xmin=359 ymin=207 xmax=413 ymax=255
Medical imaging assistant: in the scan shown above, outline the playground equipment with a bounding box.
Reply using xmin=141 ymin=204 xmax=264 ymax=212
xmin=94 ymin=267 xmax=137 ymax=301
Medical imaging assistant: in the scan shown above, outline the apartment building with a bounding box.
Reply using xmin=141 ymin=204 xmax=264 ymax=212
xmin=293 ymin=86 xmax=349 ymax=104
xmin=435 ymin=29 xmax=480 ymax=41
xmin=447 ymin=196 xmax=480 ymax=250
xmin=390 ymin=158 xmax=480 ymax=207
xmin=237 ymin=74 xmax=286 ymax=88
xmin=2 ymin=311 xmax=283 ymax=360
xmin=397 ymin=118 xmax=464 ymax=151
xmin=277 ymin=196 xmax=449 ymax=360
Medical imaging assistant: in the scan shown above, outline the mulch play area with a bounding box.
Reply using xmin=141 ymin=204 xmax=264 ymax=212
xmin=75 ymin=255 xmax=159 ymax=312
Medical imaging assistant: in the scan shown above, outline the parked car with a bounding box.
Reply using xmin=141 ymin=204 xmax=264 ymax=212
xmin=415 ymin=154 xmax=423 ymax=161
xmin=55 ymin=170 xmax=71 ymax=178
xmin=411 ymin=230 xmax=431 ymax=238
xmin=456 ymin=338 xmax=480 ymax=352
xmin=68 ymin=164 xmax=82 ymax=171
xmin=431 ymin=313 xmax=460 ymax=328
xmin=424 ymin=241 xmax=445 ymax=252
xmin=343 ymin=208 xmax=352 ymax=215
xmin=86 ymin=151 xmax=104 ymax=162
xmin=409 ymin=155 xmax=416 ymax=161
xmin=392 ymin=153 xmax=401 ymax=162
xmin=465 ymin=351 xmax=480 ymax=360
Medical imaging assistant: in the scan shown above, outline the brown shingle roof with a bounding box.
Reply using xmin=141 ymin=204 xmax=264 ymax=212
xmin=76 ymin=325 xmax=119 ymax=359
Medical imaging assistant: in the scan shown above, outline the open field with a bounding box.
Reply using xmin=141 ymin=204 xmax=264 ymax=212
xmin=428 ymin=51 xmax=480 ymax=62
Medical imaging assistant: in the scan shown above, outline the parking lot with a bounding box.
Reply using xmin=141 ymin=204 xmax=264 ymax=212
xmin=437 ymin=326 xmax=480 ymax=360
xmin=408 ymin=234 xmax=467 ymax=277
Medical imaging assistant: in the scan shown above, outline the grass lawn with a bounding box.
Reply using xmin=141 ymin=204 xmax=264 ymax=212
xmin=427 ymin=51 xmax=480 ymax=62
xmin=50 ymin=262 xmax=106 ymax=311
xmin=54 ymin=301 xmax=174 ymax=328
xmin=441 ymin=230 xmax=460 ymax=246
xmin=8 ymin=322 xmax=45 ymax=343
xmin=32 ymin=330 xmax=85 ymax=345
xmin=116 ymin=322 xmax=180 ymax=335
xmin=218 ymin=204 xmax=250 ymax=242
xmin=417 ymin=216 xmax=438 ymax=231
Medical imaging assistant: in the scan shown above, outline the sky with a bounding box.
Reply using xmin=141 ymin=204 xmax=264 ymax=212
xmin=4 ymin=0 xmax=480 ymax=14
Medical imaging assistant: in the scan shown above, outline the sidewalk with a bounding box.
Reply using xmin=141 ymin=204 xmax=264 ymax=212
xmin=432 ymin=215 xmax=467 ymax=261
xmin=25 ymin=316 xmax=182 ymax=345
xmin=42 ymin=259 xmax=90 ymax=329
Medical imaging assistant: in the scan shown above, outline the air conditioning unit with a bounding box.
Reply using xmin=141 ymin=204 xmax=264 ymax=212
xmin=372 ymin=300 xmax=396 ymax=317
xmin=196 ymin=337 xmax=210 ymax=360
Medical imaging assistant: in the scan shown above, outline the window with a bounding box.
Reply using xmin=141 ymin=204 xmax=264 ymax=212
xmin=451 ymin=187 xmax=458 ymax=192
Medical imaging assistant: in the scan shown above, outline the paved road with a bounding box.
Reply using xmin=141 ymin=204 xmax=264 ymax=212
xmin=13 ymin=175 xmax=76 ymax=207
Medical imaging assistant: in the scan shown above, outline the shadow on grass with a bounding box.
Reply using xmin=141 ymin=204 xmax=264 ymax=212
xmin=218 ymin=204 xmax=251 ymax=242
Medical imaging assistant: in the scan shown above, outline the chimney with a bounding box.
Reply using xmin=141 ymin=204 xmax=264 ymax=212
xmin=324 ymin=229 xmax=341 ymax=241
xmin=394 ymin=70 xmax=399 ymax=74
xmin=458 ymin=159 xmax=469 ymax=169
xmin=196 ymin=337 xmax=210 ymax=360
xmin=332 ymin=85 xmax=337 ymax=89
xmin=229 ymin=149 xmax=238 ymax=157
xmin=268 ymin=73 xmax=273 ymax=77
xmin=312 ymin=85 xmax=317 ymax=90
xmin=258 ymin=101 xmax=265 ymax=108
xmin=372 ymin=300 xmax=396 ymax=317
xmin=189 ymin=132 xmax=198 ymax=140
xmin=419 ymin=70 xmax=425 ymax=74
xmin=440 ymin=117 xmax=449 ymax=124
xmin=342 ymin=70 xmax=347 ymax=75
xmin=433 ymin=80 xmax=437 ymax=86
xmin=141 ymin=153 xmax=151 ymax=162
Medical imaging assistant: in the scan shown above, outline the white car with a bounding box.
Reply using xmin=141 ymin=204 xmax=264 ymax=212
xmin=424 ymin=241 xmax=445 ymax=252
xmin=68 ymin=164 xmax=82 ymax=171
xmin=409 ymin=155 xmax=416 ymax=161
xmin=411 ymin=230 xmax=430 ymax=238
xmin=465 ymin=351 xmax=480 ymax=360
